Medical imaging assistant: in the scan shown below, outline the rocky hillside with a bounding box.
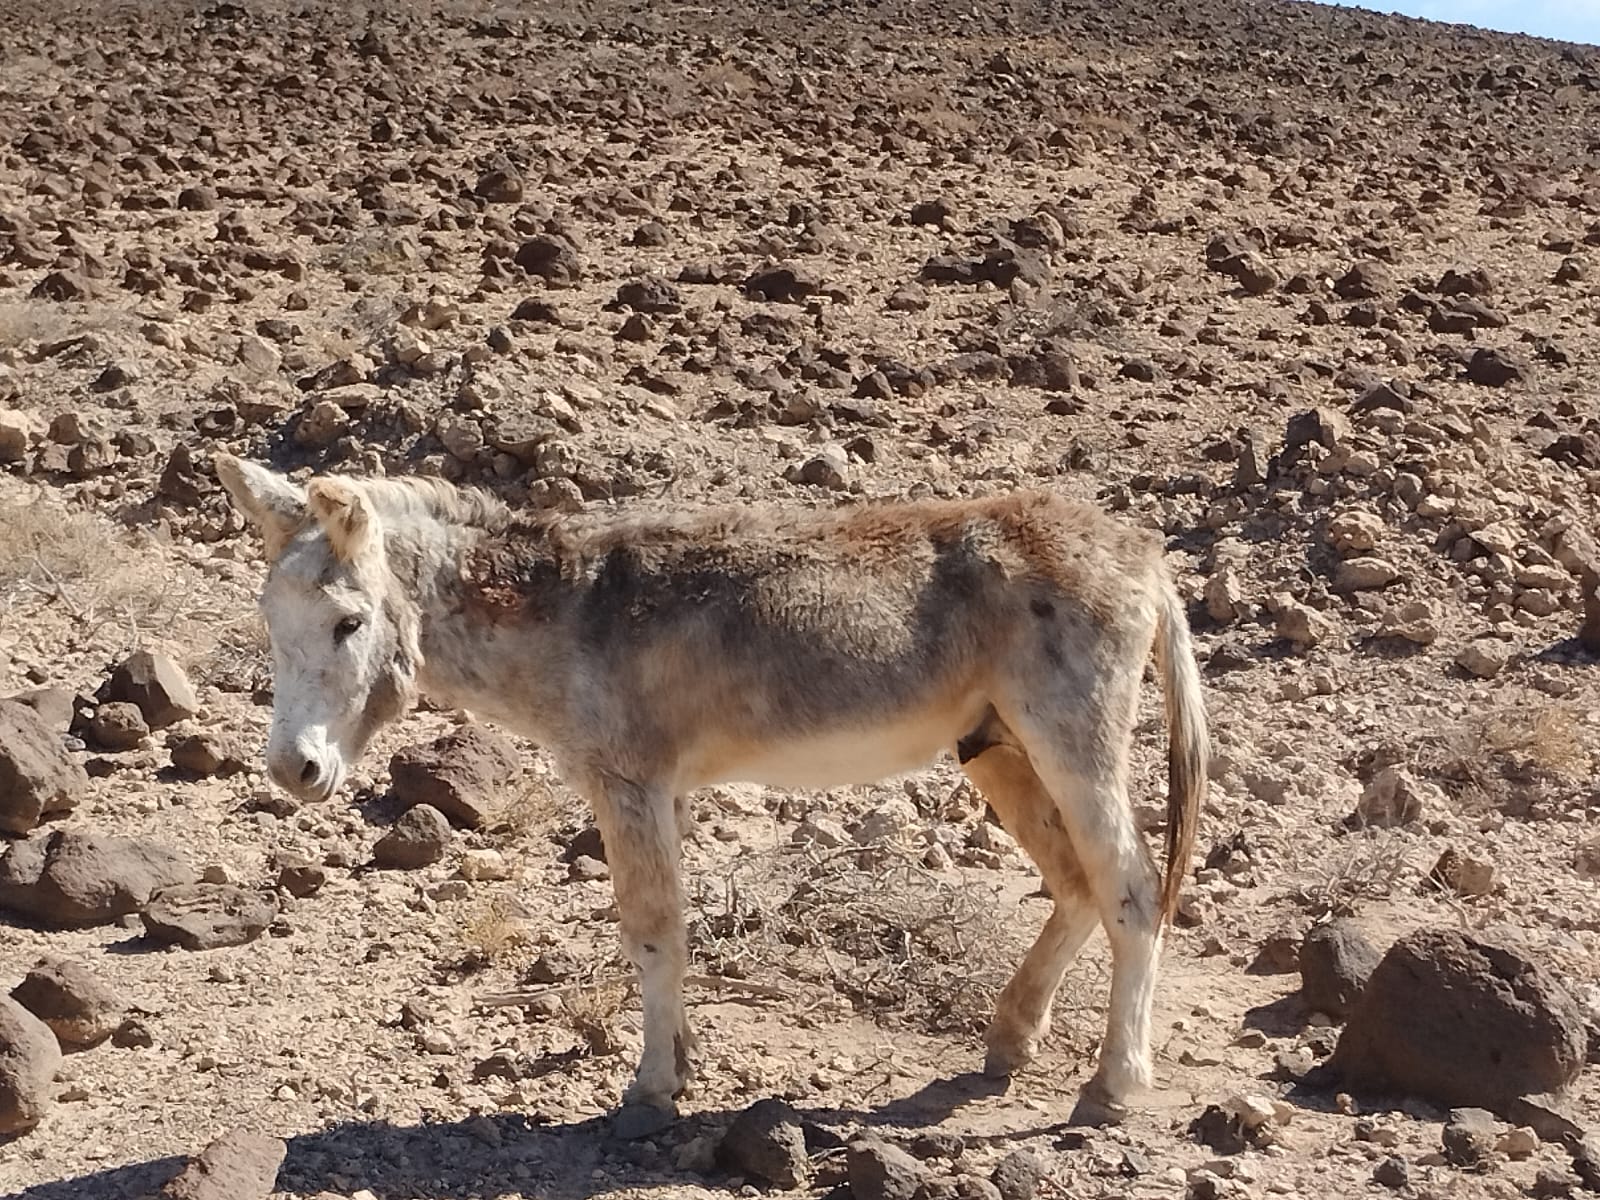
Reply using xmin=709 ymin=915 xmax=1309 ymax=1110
xmin=1 ymin=1 xmax=1598 ymax=1198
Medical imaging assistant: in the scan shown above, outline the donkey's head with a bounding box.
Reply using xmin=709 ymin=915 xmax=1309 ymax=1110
xmin=216 ymin=455 xmax=420 ymax=802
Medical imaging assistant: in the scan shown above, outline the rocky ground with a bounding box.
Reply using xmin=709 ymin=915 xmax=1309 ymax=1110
xmin=2 ymin=0 xmax=1600 ymax=1197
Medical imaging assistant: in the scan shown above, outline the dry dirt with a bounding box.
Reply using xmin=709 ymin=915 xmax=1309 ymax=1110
xmin=2 ymin=0 xmax=1600 ymax=1197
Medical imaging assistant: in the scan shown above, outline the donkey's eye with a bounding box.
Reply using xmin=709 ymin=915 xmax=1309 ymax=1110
xmin=333 ymin=615 xmax=364 ymax=645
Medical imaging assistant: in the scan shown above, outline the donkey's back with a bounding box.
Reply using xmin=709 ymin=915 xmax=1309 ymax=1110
xmin=492 ymin=489 xmax=1174 ymax=793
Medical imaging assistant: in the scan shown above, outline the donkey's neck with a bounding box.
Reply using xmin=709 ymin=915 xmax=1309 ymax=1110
xmin=385 ymin=504 xmax=569 ymax=741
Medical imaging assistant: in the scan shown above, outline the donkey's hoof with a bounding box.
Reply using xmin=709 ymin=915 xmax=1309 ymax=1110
xmin=1069 ymin=1078 xmax=1132 ymax=1127
xmin=612 ymin=1101 xmax=677 ymax=1140
xmin=981 ymin=1027 xmax=1039 ymax=1079
xmin=982 ymin=1046 xmax=1020 ymax=1079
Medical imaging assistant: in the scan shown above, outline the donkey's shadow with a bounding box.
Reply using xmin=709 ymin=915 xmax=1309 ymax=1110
xmin=11 ymin=1073 xmax=1069 ymax=1200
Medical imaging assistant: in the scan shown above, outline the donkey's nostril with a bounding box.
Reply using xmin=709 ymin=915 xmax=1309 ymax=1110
xmin=299 ymin=759 xmax=320 ymax=786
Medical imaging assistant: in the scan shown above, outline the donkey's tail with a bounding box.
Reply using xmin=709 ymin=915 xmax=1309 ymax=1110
xmin=1155 ymin=576 xmax=1208 ymax=925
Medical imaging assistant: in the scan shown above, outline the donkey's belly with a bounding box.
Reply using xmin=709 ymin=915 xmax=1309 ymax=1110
xmin=688 ymin=696 xmax=990 ymax=791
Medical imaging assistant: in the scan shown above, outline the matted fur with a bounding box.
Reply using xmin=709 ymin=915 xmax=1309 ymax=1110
xmin=215 ymin=455 xmax=1208 ymax=1118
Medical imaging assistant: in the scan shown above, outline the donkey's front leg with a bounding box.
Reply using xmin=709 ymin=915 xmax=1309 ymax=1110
xmin=588 ymin=774 xmax=692 ymax=1111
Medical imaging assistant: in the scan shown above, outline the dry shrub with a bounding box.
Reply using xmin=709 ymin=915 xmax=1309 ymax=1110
xmin=495 ymin=778 xmax=568 ymax=844
xmin=192 ymin=610 xmax=272 ymax=695
xmin=0 ymin=303 xmax=70 ymax=350
xmin=689 ymin=842 xmax=1105 ymax=1039
xmin=1478 ymin=704 xmax=1587 ymax=777
xmin=563 ymin=982 xmax=630 ymax=1056
xmin=1286 ymin=834 xmax=1415 ymax=918
xmin=0 ymin=493 xmax=105 ymax=597
xmin=330 ymin=230 xmax=420 ymax=278
xmin=696 ymin=61 xmax=757 ymax=100
xmin=1436 ymin=698 xmax=1590 ymax=818
xmin=0 ymin=492 xmax=180 ymax=639
xmin=459 ymin=895 xmax=530 ymax=969
xmin=887 ymin=81 xmax=979 ymax=139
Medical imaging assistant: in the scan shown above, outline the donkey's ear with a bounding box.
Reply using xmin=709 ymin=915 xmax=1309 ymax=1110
xmin=215 ymin=454 xmax=304 ymax=557
xmin=306 ymin=478 xmax=375 ymax=563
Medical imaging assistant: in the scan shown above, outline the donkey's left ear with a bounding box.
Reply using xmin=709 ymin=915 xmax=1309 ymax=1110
xmin=215 ymin=454 xmax=305 ymax=558
xmin=306 ymin=478 xmax=375 ymax=563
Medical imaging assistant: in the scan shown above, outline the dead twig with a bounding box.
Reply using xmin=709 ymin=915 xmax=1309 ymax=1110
xmin=474 ymin=971 xmax=796 ymax=1011
xmin=26 ymin=554 xmax=87 ymax=621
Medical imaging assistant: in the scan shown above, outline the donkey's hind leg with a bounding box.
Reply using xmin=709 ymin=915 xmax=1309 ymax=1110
xmin=996 ymin=688 xmax=1164 ymax=1113
xmin=958 ymin=714 xmax=1098 ymax=1079
xmin=584 ymin=774 xmax=693 ymax=1111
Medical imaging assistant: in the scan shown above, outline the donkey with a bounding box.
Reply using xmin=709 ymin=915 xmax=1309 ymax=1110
xmin=214 ymin=454 xmax=1207 ymax=1120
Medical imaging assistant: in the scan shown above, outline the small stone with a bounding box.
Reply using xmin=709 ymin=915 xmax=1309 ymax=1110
xmin=0 ymin=699 xmax=87 ymax=835
xmin=389 ymin=726 xmax=522 ymax=830
xmin=177 ymin=185 xmax=218 ymax=211
xmin=1326 ymin=510 xmax=1385 ymax=555
xmin=0 ymin=830 xmax=195 ymax=926
xmin=10 ymin=957 xmax=126 ymax=1048
xmin=1249 ymin=925 xmax=1304 ymax=975
xmin=1204 ymin=569 xmax=1246 ymax=624
xmin=111 ymin=1017 xmax=154 ymax=1049
xmin=1429 ymin=847 xmax=1496 ymax=897
xmin=1456 ymin=639 xmax=1511 ymax=679
xmin=789 ymin=445 xmax=850 ymax=490
xmin=458 ymin=849 xmax=510 ymax=882
xmin=568 ymin=855 xmax=609 ymax=882
xmin=1442 ymin=1107 xmax=1498 ymax=1168
xmin=614 ymin=276 xmax=681 ymax=314
xmin=990 ymin=1149 xmax=1045 ymax=1200
xmin=142 ymin=883 xmax=277 ymax=950
xmin=1335 ymin=261 xmax=1390 ymax=300
xmin=794 ymin=815 xmax=849 ymax=849
xmin=1299 ymin=919 xmax=1381 ymax=1019
xmin=1335 ymin=557 xmax=1400 ymax=592
xmin=1189 ymin=1105 xmax=1255 ymax=1154
xmin=373 ymin=804 xmax=452 ymax=869
xmin=1382 ymin=598 xmax=1441 ymax=645
xmin=717 ymin=1097 xmax=810 ymax=1188
xmin=167 ymin=731 xmax=248 ymax=776
xmin=1576 ymin=834 xmax=1600 ymax=879
xmin=1581 ymin=564 xmax=1600 ymax=653
xmin=6 ymin=688 xmax=79 ymax=735
xmin=1497 ymin=1126 xmax=1539 ymax=1159
xmin=104 ymin=651 xmax=198 ymax=730
xmin=273 ymin=855 xmax=327 ymax=898
xmin=610 ymin=1102 xmax=673 ymax=1140
xmin=0 ymin=996 xmax=61 ymax=1135
xmin=847 ymin=1138 xmax=929 ymax=1200
xmin=294 ymin=400 xmax=349 ymax=448
xmin=1275 ymin=596 xmax=1330 ymax=649
xmin=474 ymin=168 xmax=524 ymax=204
xmin=161 ymin=1128 xmax=287 ymax=1200
xmin=88 ymin=701 xmax=149 ymax=751
xmin=1223 ymin=1092 xmax=1284 ymax=1132
xmin=1273 ymin=1046 xmax=1316 ymax=1080
xmin=0 ymin=409 xmax=45 ymax=462
xmin=745 ymin=263 xmax=821 ymax=304
xmin=1352 ymin=766 xmax=1433 ymax=828
xmin=1284 ymin=406 xmax=1350 ymax=453
xmin=1466 ymin=348 xmax=1528 ymax=388
xmin=1372 ymin=1156 xmax=1409 ymax=1189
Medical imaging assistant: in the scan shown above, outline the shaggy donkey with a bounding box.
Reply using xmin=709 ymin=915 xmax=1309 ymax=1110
xmin=215 ymin=454 xmax=1206 ymax=1119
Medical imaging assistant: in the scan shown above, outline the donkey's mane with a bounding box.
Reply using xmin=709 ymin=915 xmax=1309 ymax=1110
xmin=359 ymin=474 xmax=519 ymax=534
